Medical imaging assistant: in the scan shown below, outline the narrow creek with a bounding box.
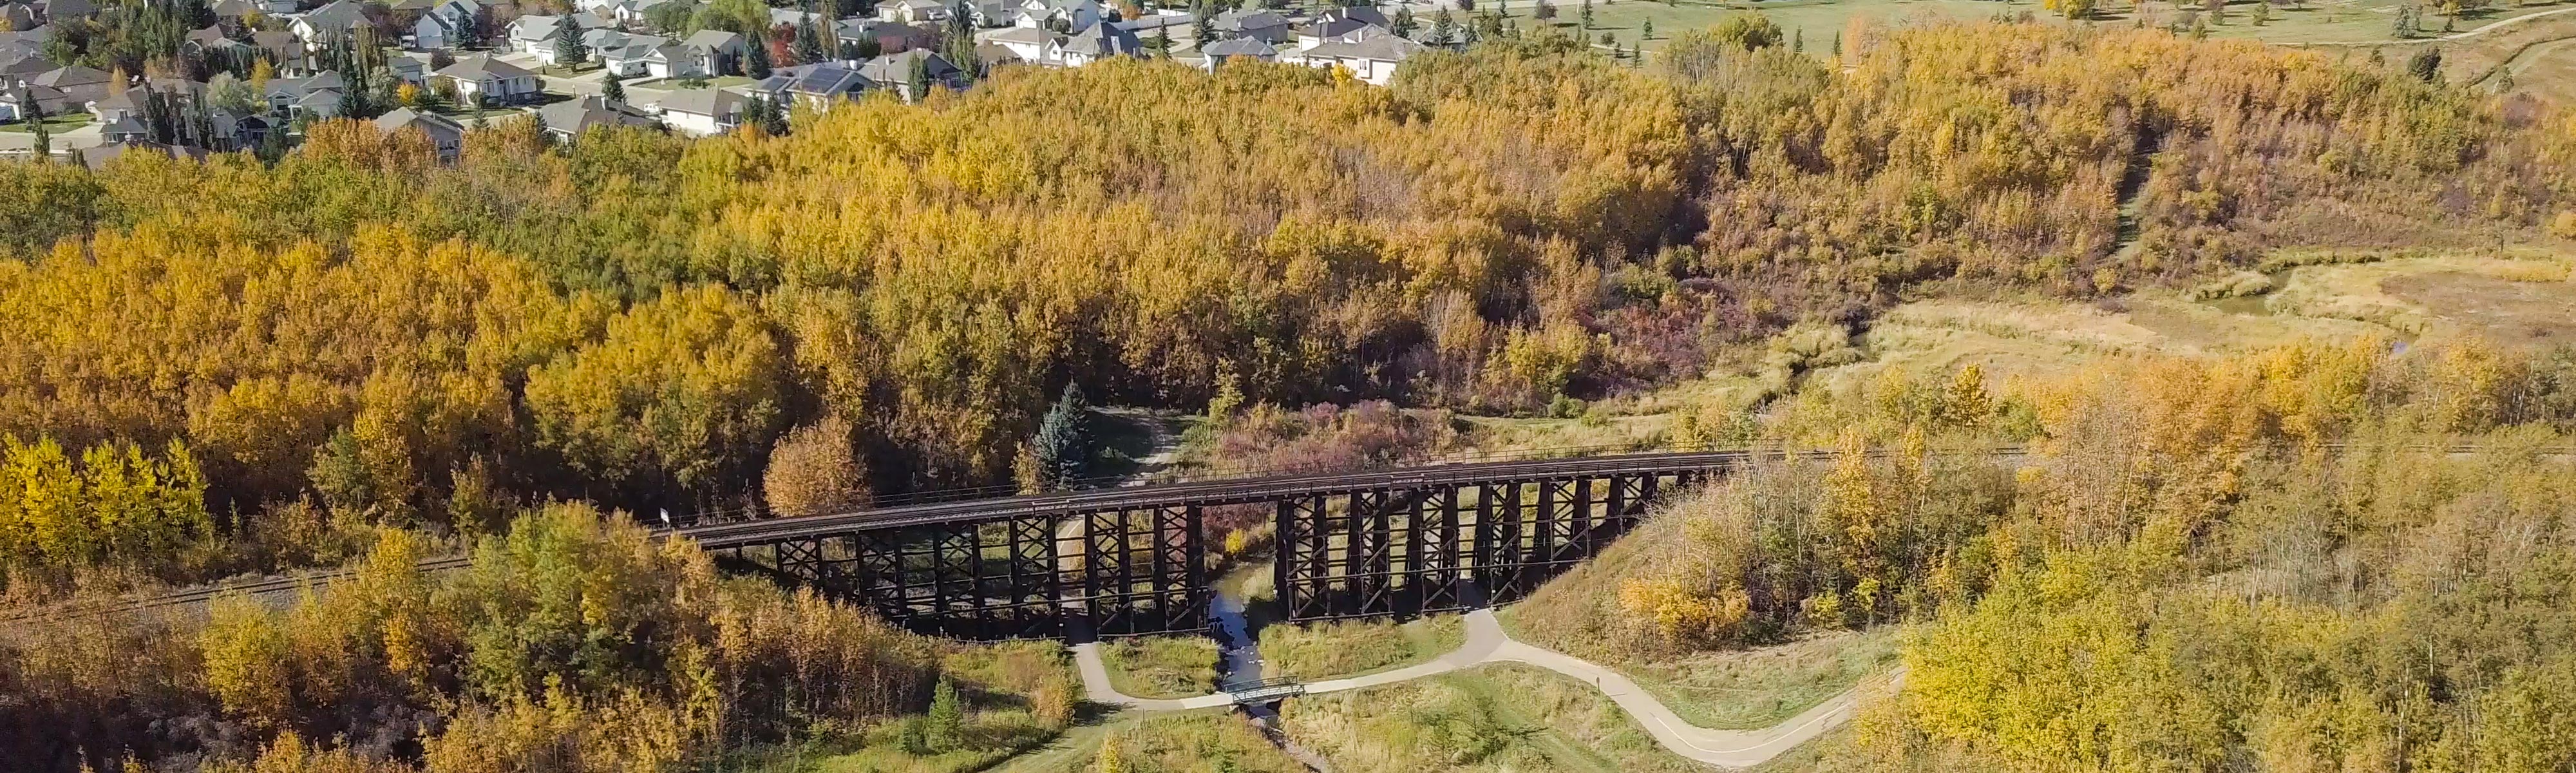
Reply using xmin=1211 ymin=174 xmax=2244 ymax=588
xmin=1208 ymin=558 xmax=1336 ymax=772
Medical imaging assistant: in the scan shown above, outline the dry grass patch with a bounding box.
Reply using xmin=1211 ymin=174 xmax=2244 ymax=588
xmin=1279 ymin=663 xmax=1705 ymax=773
xmin=988 ymin=710 xmax=1307 ymax=773
xmin=1258 ymin=613 xmax=1465 ymax=681
xmin=1098 ymin=635 xmax=1218 ymax=700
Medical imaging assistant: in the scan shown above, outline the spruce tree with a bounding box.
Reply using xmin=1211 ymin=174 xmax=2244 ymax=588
xmin=1033 ymin=384 xmax=1092 ymax=490
xmin=556 ymin=16 xmax=589 ymax=66
xmin=746 ymin=35 xmax=773 ymax=77
xmin=601 ymin=70 xmax=626 ymax=103
xmin=26 ymin=97 xmax=47 ymax=161
xmin=927 ymin=677 xmax=964 ymax=751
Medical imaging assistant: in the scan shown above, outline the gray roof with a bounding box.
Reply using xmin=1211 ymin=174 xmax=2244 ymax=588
xmin=856 ymin=48 xmax=960 ymax=82
xmin=976 ymin=25 xmax=1050 ymax=44
xmin=437 ymin=53 xmax=536 ymax=81
xmin=1199 ymin=36 xmax=1273 ymax=57
xmin=267 ymin=71 xmax=346 ymax=97
xmin=29 ymin=64 xmax=107 ymax=88
xmin=1113 ymin=11 xmax=1191 ymax=32
xmin=757 ymin=62 xmax=873 ymax=97
xmin=1211 ymin=8 xmax=1284 ymax=30
xmin=295 ymin=0 xmax=372 ymax=34
xmin=1061 ymin=21 xmax=1141 ymax=57
xmin=540 ymin=94 xmax=658 ymax=134
xmin=374 ymin=106 xmax=465 ymax=137
xmin=1298 ymin=26 xmax=1421 ymax=62
xmin=681 ymin=29 xmax=744 ymax=51
xmin=649 ymin=86 xmax=743 ymax=117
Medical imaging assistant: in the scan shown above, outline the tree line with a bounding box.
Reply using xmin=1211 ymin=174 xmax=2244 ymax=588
xmin=0 ymin=20 xmax=2570 ymax=600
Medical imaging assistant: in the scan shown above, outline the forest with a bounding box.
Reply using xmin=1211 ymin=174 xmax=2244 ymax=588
xmin=2 ymin=14 xmax=2575 ymax=772
xmin=1514 ymin=338 xmax=2576 ymax=770
xmin=5 ymin=18 xmax=2570 ymax=603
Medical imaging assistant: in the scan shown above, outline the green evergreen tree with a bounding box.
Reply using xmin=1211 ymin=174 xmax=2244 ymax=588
xmin=601 ymin=70 xmax=626 ymax=104
xmin=1033 ymin=384 xmax=1092 ymax=490
xmin=556 ymin=15 xmax=590 ymax=66
xmin=25 ymin=97 xmax=48 ymax=162
xmin=746 ymin=34 xmax=773 ymax=77
xmin=927 ymin=676 xmax=964 ymax=751
xmin=1392 ymin=5 xmax=1416 ymax=37
xmin=1430 ymin=7 xmax=1454 ymax=44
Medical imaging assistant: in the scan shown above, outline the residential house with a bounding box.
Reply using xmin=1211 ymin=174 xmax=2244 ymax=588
xmin=396 ymin=0 xmax=479 ymax=48
xmin=0 ymin=80 xmax=67 ymax=121
xmin=960 ymin=0 xmax=1007 ymax=26
xmin=386 ymin=51 xmax=438 ymax=84
xmin=974 ymin=24 xmax=1056 ymax=65
xmin=1112 ymin=10 xmax=1192 ymax=44
xmin=79 ymin=140 xmax=209 ymax=171
xmin=263 ymin=71 xmax=346 ymax=117
xmin=1291 ymin=6 xmax=1387 ymax=49
xmin=37 ymin=0 xmax=95 ymax=21
xmin=97 ymin=114 xmax=144 ymax=142
xmin=206 ymin=0 xmax=260 ymax=20
xmin=1209 ymin=8 xmax=1289 ymax=44
xmin=874 ymin=0 xmax=946 ymax=24
xmin=538 ymin=93 xmax=658 ymax=141
xmin=1281 ymin=24 xmax=1418 ymax=86
xmin=1005 ymin=0 xmax=1097 ymax=31
xmin=581 ymin=0 xmax=682 ymax=26
xmin=374 ymin=106 xmax=465 ymax=160
xmin=592 ymin=32 xmax=672 ymax=75
xmin=290 ymin=0 xmax=375 ymax=43
xmin=751 ymin=62 xmax=873 ymax=110
xmin=1056 ymin=19 xmax=1139 ymax=66
xmin=682 ymin=29 xmax=746 ymax=75
xmin=643 ymin=86 xmax=743 ymax=136
xmin=855 ymin=48 xmax=962 ymax=100
xmin=251 ymin=30 xmax=310 ymax=74
xmin=507 ymin=13 xmax=612 ymax=64
xmin=638 ymin=41 xmax=705 ymax=78
xmin=0 ymin=3 xmax=40 ymax=29
xmin=27 ymin=64 xmax=109 ymax=106
xmin=435 ymin=53 xmax=540 ymax=104
xmin=837 ymin=18 xmax=932 ymax=54
xmin=1197 ymin=36 xmax=1273 ymax=70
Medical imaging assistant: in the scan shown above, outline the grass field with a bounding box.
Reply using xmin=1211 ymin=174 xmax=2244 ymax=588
xmin=1472 ymin=0 xmax=2576 ymax=53
xmin=1494 ymin=605 xmax=1901 ymax=729
xmin=1099 ymin=635 xmax=1220 ymax=698
xmin=989 ymin=709 xmax=1309 ymax=773
xmin=1258 ymin=613 xmax=1466 ymax=680
xmin=740 ymin=640 xmax=1082 ymax=773
xmin=1278 ymin=662 xmax=1709 ymax=773
xmin=0 ymin=113 xmax=93 ymax=133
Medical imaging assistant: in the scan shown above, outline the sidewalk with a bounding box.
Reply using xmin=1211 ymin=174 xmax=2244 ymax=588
xmin=1070 ymin=607 xmax=1898 ymax=768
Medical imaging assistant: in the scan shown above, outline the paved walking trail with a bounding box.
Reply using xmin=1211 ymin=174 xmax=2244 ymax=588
xmin=1072 ymin=608 xmax=1899 ymax=768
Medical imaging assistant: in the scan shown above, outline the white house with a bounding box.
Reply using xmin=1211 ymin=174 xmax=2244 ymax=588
xmin=875 ymin=0 xmax=946 ymax=23
xmin=682 ymin=29 xmax=747 ymax=75
xmin=594 ymin=32 xmax=672 ymax=76
xmin=645 ymin=87 xmax=744 ymax=136
xmin=289 ymin=0 xmax=374 ymax=43
xmin=1282 ymin=24 xmax=1419 ymax=86
xmin=408 ymin=0 xmax=478 ymax=49
xmin=1056 ymin=19 xmax=1139 ymax=66
xmin=638 ymin=42 xmax=706 ymax=78
xmin=507 ymin=13 xmax=613 ymax=64
xmin=436 ymin=53 xmax=541 ymax=104
xmin=1006 ymin=0 xmax=1097 ymax=31
xmin=974 ymin=24 xmax=1057 ymax=65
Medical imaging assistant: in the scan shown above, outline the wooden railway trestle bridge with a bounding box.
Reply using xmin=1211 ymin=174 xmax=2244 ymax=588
xmin=691 ymin=451 xmax=1768 ymax=640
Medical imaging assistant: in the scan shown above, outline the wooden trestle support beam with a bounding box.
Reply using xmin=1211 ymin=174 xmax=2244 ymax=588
xmin=713 ymin=468 xmax=1712 ymax=640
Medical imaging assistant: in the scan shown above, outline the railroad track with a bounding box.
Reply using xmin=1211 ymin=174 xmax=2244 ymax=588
xmin=10 ymin=441 xmax=2557 ymax=624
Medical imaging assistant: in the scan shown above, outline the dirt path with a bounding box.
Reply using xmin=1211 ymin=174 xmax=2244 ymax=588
xmin=1072 ymin=609 xmax=1895 ymax=768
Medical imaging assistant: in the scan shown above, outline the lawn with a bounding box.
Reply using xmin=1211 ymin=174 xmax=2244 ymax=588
xmin=1097 ymin=635 xmax=1220 ymax=698
xmin=1258 ymin=613 xmax=1465 ymax=681
xmin=0 ymin=113 xmax=93 ymax=133
xmin=1278 ymin=662 xmax=1709 ymax=773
